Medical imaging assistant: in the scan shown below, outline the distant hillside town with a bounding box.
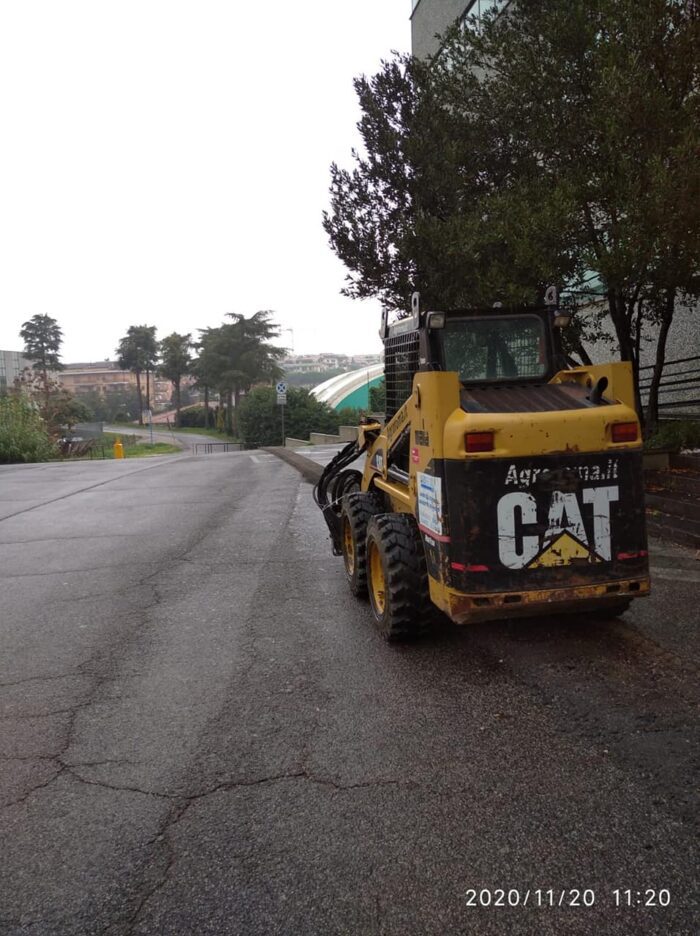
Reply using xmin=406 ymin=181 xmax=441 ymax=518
xmin=0 ymin=349 xmax=382 ymax=409
xmin=281 ymin=352 xmax=381 ymax=374
xmin=280 ymin=353 xmax=382 ymax=391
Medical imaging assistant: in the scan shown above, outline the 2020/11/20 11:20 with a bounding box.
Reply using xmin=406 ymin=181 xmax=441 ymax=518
xmin=464 ymin=888 xmax=671 ymax=908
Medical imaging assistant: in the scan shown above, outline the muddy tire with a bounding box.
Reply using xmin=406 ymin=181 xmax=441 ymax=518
xmin=340 ymin=493 xmax=383 ymax=598
xmin=365 ymin=513 xmax=431 ymax=642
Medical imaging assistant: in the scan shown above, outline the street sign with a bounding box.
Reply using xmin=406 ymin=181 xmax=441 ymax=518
xmin=276 ymin=381 xmax=287 ymax=394
xmin=277 ymin=393 xmax=287 ymax=405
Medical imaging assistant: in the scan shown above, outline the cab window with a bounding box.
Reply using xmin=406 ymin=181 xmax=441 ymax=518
xmin=441 ymin=315 xmax=547 ymax=382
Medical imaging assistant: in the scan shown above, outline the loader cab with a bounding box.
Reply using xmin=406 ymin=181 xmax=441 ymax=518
xmin=382 ymin=303 xmax=567 ymax=421
xmin=426 ymin=307 xmax=565 ymax=387
xmin=381 ymin=304 xmax=569 ymax=475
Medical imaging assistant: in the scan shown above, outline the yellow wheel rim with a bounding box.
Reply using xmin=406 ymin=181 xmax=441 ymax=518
xmin=343 ymin=518 xmax=355 ymax=575
xmin=369 ymin=541 xmax=386 ymax=615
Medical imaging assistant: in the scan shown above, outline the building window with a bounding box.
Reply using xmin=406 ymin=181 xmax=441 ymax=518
xmin=461 ymin=0 xmax=508 ymax=31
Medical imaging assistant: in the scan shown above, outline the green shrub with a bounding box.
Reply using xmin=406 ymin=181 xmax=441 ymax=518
xmin=238 ymin=387 xmax=342 ymax=448
xmin=177 ymin=405 xmax=222 ymax=429
xmin=335 ymin=407 xmax=363 ymax=427
xmin=0 ymin=395 xmax=54 ymax=463
xmin=645 ymin=420 xmax=700 ymax=453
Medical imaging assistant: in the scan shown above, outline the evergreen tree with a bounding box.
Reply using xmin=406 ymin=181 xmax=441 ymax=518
xmin=197 ymin=312 xmax=286 ymax=435
xmin=20 ymin=314 xmax=64 ymax=417
xmin=116 ymin=325 xmax=158 ymax=424
xmin=159 ymin=333 xmax=193 ymax=427
xmin=324 ymin=0 xmax=700 ymax=419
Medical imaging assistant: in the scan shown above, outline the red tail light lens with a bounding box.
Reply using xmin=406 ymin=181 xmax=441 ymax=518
xmin=611 ymin=422 xmax=638 ymax=443
xmin=465 ymin=431 xmax=494 ymax=453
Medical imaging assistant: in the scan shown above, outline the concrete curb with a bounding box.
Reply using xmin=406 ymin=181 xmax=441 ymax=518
xmin=263 ymin=446 xmax=323 ymax=484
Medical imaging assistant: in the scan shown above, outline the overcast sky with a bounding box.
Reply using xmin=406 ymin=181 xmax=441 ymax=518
xmin=0 ymin=1 xmax=410 ymax=363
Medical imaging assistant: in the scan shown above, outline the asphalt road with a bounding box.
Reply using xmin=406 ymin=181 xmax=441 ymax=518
xmin=0 ymin=448 xmax=697 ymax=935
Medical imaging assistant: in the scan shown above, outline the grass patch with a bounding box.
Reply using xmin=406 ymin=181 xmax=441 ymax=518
xmin=94 ymin=433 xmax=182 ymax=459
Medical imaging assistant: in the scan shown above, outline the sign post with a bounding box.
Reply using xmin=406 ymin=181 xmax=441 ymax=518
xmin=276 ymin=381 xmax=287 ymax=444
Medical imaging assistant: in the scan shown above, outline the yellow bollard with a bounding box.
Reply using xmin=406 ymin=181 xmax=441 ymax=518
xmin=113 ymin=438 xmax=124 ymax=459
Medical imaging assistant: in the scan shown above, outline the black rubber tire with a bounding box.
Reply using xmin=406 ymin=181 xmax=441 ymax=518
xmin=340 ymin=493 xmax=383 ymax=598
xmin=327 ymin=469 xmax=363 ymax=509
xmin=365 ymin=513 xmax=431 ymax=642
xmin=590 ymin=599 xmax=632 ymax=620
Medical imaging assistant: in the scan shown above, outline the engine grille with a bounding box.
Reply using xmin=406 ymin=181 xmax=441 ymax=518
xmin=384 ymin=331 xmax=420 ymax=419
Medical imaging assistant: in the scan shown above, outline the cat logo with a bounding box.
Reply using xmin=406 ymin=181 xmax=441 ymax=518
xmin=497 ymin=487 xmax=619 ymax=570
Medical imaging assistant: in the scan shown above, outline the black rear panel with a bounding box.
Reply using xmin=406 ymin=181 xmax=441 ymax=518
xmin=420 ymin=452 xmax=648 ymax=593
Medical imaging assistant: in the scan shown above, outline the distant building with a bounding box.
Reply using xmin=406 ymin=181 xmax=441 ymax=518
xmin=60 ymin=361 xmax=133 ymax=396
xmin=0 ymin=349 xmax=33 ymax=391
xmin=411 ymin=0 xmax=511 ymax=59
xmin=60 ymin=361 xmax=173 ymax=408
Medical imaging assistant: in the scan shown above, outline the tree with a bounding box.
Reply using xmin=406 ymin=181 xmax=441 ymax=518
xmin=197 ymin=311 xmax=286 ymax=435
xmin=190 ymin=345 xmax=216 ymax=429
xmin=13 ymin=369 xmax=91 ymax=435
xmin=78 ymin=386 xmax=142 ymax=423
xmin=325 ymin=0 xmax=700 ymax=421
xmin=237 ymin=386 xmax=342 ymax=448
xmin=159 ymin=333 xmax=193 ymax=427
xmin=368 ymin=378 xmax=386 ymax=414
xmin=20 ymin=314 xmax=64 ymax=417
xmin=48 ymin=392 xmax=93 ymax=432
xmin=116 ymin=325 xmax=158 ymax=424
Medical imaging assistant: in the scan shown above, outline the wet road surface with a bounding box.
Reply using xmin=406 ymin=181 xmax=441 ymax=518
xmin=0 ymin=449 xmax=697 ymax=934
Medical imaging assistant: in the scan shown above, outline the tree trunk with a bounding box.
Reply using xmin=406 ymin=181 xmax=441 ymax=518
xmin=226 ymin=390 xmax=233 ymax=436
xmin=232 ymin=387 xmax=241 ymax=438
xmin=175 ymin=379 xmax=181 ymax=428
xmin=646 ymin=288 xmax=675 ymax=436
xmin=135 ymin=370 xmax=144 ymax=425
xmin=203 ymin=386 xmax=210 ymax=429
xmin=575 ymin=342 xmax=593 ymax=366
xmin=145 ymin=370 xmax=151 ymax=413
xmin=608 ymin=289 xmax=643 ymax=419
xmin=43 ymin=367 xmax=50 ymax=424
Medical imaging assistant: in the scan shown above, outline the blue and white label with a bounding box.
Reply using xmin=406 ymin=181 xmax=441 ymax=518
xmin=417 ymin=472 xmax=443 ymax=536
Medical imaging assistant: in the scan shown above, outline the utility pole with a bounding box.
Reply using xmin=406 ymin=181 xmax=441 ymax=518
xmin=276 ymin=381 xmax=287 ymax=445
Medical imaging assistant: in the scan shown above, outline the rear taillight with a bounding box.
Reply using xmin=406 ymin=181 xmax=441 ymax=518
xmin=465 ymin=431 xmax=494 ymax=453
xmin=611 ymin=422 xmax=638 ymax=443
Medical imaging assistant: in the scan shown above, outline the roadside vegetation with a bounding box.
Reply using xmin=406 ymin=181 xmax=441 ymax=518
xmin=238 ymin=387 xmax=361 ymax=448
xmin=644 ymin=420 xmax=700 ymax=453
xmin=87 ymin=433 xmax=181 ymax=459
xmin=0 ymin=396 xmax=54 ymax=464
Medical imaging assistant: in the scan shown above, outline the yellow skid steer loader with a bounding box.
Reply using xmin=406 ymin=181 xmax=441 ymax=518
xmin=314 ymin=292 xmax=650 ymax=641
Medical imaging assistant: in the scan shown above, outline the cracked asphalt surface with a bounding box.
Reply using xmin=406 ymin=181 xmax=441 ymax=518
xmin=0 ymin=449 xmax=698 ymax=935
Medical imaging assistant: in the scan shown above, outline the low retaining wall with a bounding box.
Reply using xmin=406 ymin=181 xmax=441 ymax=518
xmin=285 ymin=437 xmax=311 ymax=448
xmin=309 ymin=432 xmax=341 ymax=445
xmin=263 ymin=447 xmax=323 ymax=484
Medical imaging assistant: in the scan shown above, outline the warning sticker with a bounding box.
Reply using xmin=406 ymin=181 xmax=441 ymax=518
xmin=417 ymin=472 xmax=443 ymax=537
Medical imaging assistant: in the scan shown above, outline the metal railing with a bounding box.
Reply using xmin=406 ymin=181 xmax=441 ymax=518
xmin=193 ymin=441 xmax=243 ymax=455
xmin=639 ymin=354 xmax=700 ymax=420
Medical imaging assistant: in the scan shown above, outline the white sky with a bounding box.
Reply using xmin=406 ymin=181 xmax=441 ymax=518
xmin=0 ymin=1 xmax=410 ymax=362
